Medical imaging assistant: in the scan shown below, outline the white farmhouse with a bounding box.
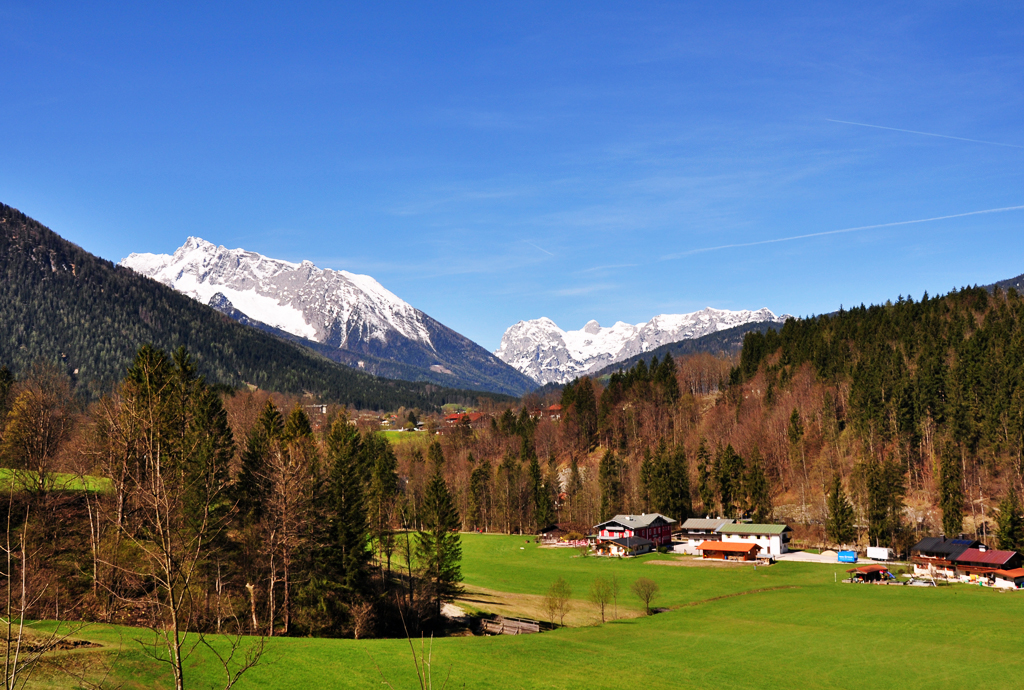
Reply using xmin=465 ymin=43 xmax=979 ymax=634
xmin=719 ymin=523 xmax=792 ymax=556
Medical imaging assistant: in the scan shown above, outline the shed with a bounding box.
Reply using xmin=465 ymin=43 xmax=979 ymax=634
xmin=847 ymin=564 xmax=893 ymax=582
xmin=992 ymin=568 xmax=1024 ymax=589
xmin=598 ymin=536 xmax=654 ymax=557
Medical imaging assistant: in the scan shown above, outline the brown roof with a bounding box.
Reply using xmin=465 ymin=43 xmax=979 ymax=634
xmin=696 ymin=540 xmax=760 ymax=554
xmin=994 ymin=568 xmax=1024 ymax=578
xmin=847 ymin=564 xmax=890 ymax=574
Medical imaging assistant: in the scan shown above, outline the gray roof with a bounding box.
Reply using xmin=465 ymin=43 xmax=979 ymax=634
xmin=594 ymin=513 xmax=677 ymax=530
xmin=679 ymin=518 xmax=734 ymax=531
xmin=719 ymin=523 xmax=792 ymax=536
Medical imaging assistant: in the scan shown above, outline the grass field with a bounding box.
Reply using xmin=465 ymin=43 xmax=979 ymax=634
xmin=24 ymin=534 xmax=1024 ymax=689
xmin=379 ymin=430 xmax=432 ymax=447
xmin=0 ymin=468 xmax=111 ymax=493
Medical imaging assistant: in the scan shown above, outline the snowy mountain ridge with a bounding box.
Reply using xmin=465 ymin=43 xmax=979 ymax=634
xmin=495 ymin=307 xmax=790 ymax=385
xmin=120 ymin=238 xmax=537 ymax=396
xmin=121 ymin=237 xmax=433 ymax=349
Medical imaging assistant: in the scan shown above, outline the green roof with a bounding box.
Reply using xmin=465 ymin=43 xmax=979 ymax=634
xmin=719 ymin=523 xmax=791 ymax=535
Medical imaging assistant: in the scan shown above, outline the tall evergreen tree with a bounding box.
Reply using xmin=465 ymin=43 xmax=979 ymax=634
xmin=236 ymin=400 xmax=284 ymax=525
xmin=696 ymin=439 xmax=715 ymax=516
xmin=416 ymin=444 xmax=463 ymax=618
xmin=825 ymin=474 xmax=856 ymax=545
xmin=996 ymin=487 xmax=1024 ymax=552
xmin=939 ymin=445 xmax=965 ymax=536
xmin=326 ymin=418 xmax=370 ymax=598
xmin=745 ymin=446 xmax=772 ymax=523
xmin=651 ymin=442 xmax=691 ymax=521
xmin=528 ymin=455 xmax=554 ymax=531
xmin=598 ymin=450 xmax=622 ymax=521
xmin=468 ymin=459 xmax=492 ymax=530
xmin=715 ymin=445 xmax=744 ymax=518
xmin=866 ymin=459 xmax=906 ymax=548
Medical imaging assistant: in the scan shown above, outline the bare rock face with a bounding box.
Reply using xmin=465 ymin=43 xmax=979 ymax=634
xmin=495 ymin=307 xmax=790 ymax=385
xmin=120 ymin=238 xmax=537 ymax=396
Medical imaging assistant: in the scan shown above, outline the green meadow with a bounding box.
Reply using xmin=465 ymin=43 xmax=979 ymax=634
xmin=25 ymin=534 xmax=1024 ymax=689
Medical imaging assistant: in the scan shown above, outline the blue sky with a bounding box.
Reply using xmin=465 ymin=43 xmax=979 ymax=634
xmin=3 ymin=2 xmax=1023 ymax=350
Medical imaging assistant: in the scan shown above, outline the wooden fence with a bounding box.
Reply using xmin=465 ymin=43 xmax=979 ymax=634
xmin=479 ymin=616 xmax=542 ymax=635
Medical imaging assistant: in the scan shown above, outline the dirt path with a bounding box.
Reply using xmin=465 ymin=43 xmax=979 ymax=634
xmin=456 ymin=585 xmax=644 ymax=627
xmin=647 ymin=557 xmax=754 ymax=568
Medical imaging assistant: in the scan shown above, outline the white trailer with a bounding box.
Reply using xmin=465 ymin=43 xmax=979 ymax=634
xmin=867 ymin=546 xmax=894 ymax=561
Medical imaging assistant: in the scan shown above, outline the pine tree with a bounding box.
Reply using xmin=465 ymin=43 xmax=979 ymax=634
xmin=326 ymin=418 xmax=370 ymax=597
xmin=416 ymin=444 xmax=463 ymax=618
xmin=745 ymin=446 xmax=772 ymax=523
xmin=715 ymin=445 xmax=744 ymax=518
xmin=653 ymin=443 xmax=691 ymax=521
xmin=529 ymin=455 xmax=554 ymax=531
xmin=598 ymin=450 xmax=622 ymax=521
xmin=696 ymin=439 xmax=715 ymax=517
xmin=639 ymin=448 xmax=656 ymax=513
xmin=939 ymin=445 xmax=964 ymax=536
xmin=236 ymin=400 xmax=284 ymax=526
xmin=996 ymin=488 xmax=1024 ymax=551
xmin=825 ymin=475 xmax=856 ymax=545
xmin=468 ymin=459 xmax=492 ymax=530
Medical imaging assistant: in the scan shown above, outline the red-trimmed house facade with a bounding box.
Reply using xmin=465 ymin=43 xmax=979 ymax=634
xmin=593 ymin=513 xmax=676 ymax=548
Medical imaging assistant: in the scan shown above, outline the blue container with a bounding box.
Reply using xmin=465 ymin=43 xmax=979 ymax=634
xmin=838 ymin=550 xmax=858 ymax=563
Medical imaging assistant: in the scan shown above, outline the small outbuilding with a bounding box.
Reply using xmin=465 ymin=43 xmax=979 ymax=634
xmin=696 ymin=540 xmax=761 ymax=561
xmin=847 ymin=564 xmax=894 ymax=583
xmin=992 ymin=568 xmax=1024 ymax=589
xmin=598 ymin=536 xmax=654 ymax=557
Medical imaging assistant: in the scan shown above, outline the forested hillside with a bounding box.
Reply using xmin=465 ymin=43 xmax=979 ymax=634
xmin=0 ymin=203 xmax=508 ymax=410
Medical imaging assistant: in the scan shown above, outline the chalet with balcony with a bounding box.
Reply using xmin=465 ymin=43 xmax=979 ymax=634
xmin=910 ymin=536 xmax=981 ymax=579
xmin=594 ymin=513 xmax=676 ymax=548
xmin=953 ymin=547 xmax=1023 ymax=581
xmin=718 ymin=523 xmax=792 ymax=556
xmin=675 ymin=518 xmax=734 ymax=555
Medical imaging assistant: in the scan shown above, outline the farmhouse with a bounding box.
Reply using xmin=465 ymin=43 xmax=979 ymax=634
xmin=675 ymin=518 xmax=734 ymax=555
xmin=594 ymin=513 xmax=676 ymax=548
xmin=718 ymin=523 xmax=792 ymax=555
xmin=910 ymin=536 xmax=981 ymax=579
xmin=696 ymin=540 xmax=760 ymax=561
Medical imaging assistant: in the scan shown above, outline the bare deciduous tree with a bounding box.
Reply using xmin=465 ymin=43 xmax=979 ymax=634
xmin=630 ymin=577 xmax=659 ymax=616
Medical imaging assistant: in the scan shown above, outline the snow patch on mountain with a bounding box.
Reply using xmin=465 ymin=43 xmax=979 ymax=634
xmin=120 ymin=237 xmax=433 ymax=349
xmin=495 ymin=307 xmax=789 ymax=384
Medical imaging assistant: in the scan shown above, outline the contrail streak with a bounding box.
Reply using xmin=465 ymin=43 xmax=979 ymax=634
xmin=524 ymin=240 xmax=555 ymax=256
xmin=827 ymin=119 xmax=1024 ymax=149
xmin=662 ymin=205 xmax=1024 ymax=259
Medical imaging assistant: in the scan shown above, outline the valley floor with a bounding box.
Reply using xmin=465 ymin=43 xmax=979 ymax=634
xmin=23 ymin=534 xmax=1024 ymax=689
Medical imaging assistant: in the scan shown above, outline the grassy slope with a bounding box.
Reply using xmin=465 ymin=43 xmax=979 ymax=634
xmin=27 ymin=534 xmax=1024 ymax=689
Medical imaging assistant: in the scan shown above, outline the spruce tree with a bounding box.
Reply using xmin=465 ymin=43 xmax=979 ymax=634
xmin=825 ymin=475 xmax=856 ymax=545
xmin=326 ymin=418 xmax=370 ymax=597
xmin=939 ymin=445 xmax=964 ymax=536
xmin=696 ymin=439 xmax=715 ymax=516
xmin=529 ymin=455 xmax=554 ymax=531
xmin=416 ymin=444 xmax=463 ymax=618
xmin=598 ymin=450 xmax=622 ymax=521
xmin=745 ymin=447 xmax=772 ymax=523
xmin=715 ymin=445 xmax=744 ymax=518
xmin=996 ymin=488 xmax=1024 ymax=551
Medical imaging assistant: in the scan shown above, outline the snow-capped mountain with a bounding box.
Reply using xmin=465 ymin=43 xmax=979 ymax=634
xmin=495 ymin=308 xmax=790 ymax=385
xmin=120 ymin=238 xmax=537 ymax=396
